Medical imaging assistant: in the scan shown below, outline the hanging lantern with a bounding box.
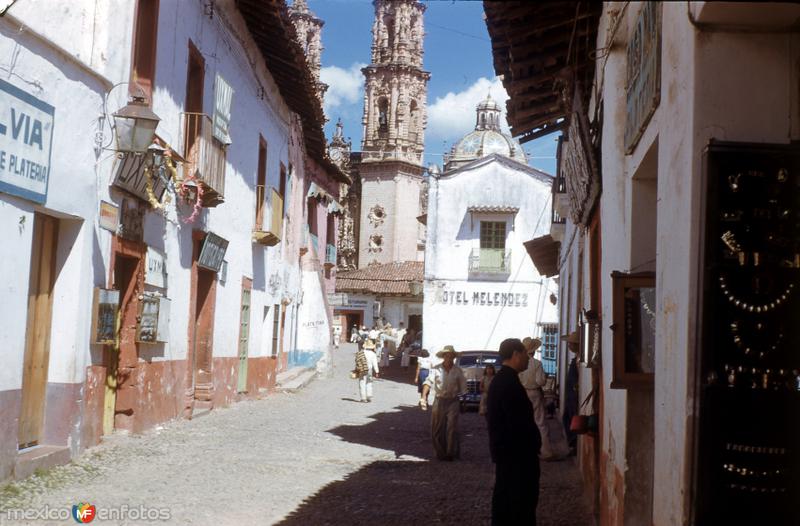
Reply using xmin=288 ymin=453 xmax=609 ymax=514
xmin=112 ymin=96 xmax=160 ymax=153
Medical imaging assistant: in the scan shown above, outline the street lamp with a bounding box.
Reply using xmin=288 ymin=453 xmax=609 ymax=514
xmin=112 ymin=95 xmax=161 ymax=153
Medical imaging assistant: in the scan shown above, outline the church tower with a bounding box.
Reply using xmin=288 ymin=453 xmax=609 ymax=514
xmin=357 ymin=0 xmax=430 ymax=267
xmin=289 ymin=0 xmax=328 ymax=101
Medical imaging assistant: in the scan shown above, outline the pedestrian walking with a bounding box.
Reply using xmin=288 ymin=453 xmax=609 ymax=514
xmin=519 ymin=337 xmax=552 ymax=458
xmin=358 ymin=339 xmax=380 ymax=402
xmin=333 ymin=325 xmax=341 ymax=348
xmin=478 ymin=364 xmax=496 ymax=417
xmin=422 ymin=345 xmax=467 ymax=461
xmin=414 ymin=348 xmax=431 ymax=410
xmin=397 ymin=323 xmax=410 ymax=368
xmin=487 ymin=338 xmax=541 ymax=525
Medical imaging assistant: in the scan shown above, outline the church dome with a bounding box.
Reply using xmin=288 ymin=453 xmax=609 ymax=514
xmin=445 ymin=94 xmax=527 ymax=171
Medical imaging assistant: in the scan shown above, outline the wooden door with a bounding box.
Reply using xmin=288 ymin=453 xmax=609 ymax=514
xmin=193 ymin=268 xmax=215 ymax=400
xmin=237 ymin=280 xmax=252 ymax=393
xmin=18 ymin=214 xmax=58 ymax=449
xmin=106 ymin=255 xmax=139 ymax=434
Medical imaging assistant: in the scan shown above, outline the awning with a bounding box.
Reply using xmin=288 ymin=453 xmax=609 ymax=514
xmin=467 ymin=205 xmax=519 ymax=214
xmin=327 ymin=199 xmax=345 ymax=215
xmin=523 ymin=235 xmax=560 ymax=277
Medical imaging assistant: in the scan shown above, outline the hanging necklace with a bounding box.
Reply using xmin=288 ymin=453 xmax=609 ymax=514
xmin=718 ymin=276 xmax=794 ymax=313
xmin=730 ymin=321 xmax=783 ymax=359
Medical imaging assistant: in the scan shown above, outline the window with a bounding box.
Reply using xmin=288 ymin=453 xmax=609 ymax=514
xmin=183 ymin=40 xmax=205 ymax=157
xmin=478 ymin=221 xmax=506 ymax=270
xmin=326 ymin=213 xmax=335 ymax=247
xmin=255 ymin=137 xmax=267 ymax=230
xmin=131 ymin=0 xmax=159 ymax=102
xmin=378 ymin=98 xmax=389 ymax=133
xmin=610 ymin=271 xmax=656 ymax=388
xmin=540 ymin=324 xmax=558 ymax=376
xmin=271 ymin=304 xmax=281 ymax=356
xmin=480 ymin=221 xmax=506 ymax=250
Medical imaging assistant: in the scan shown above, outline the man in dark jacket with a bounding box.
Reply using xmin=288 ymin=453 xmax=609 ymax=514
xmin=487 ymin=338 xmax=542 ymax=525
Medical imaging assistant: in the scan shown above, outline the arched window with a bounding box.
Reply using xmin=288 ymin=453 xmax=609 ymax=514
xmin=378 ymin=97 xmax=389 ymax=133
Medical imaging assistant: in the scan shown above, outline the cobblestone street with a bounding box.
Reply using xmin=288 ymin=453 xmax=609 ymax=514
xmin=0 ymin=344 xmax=592 ymax=525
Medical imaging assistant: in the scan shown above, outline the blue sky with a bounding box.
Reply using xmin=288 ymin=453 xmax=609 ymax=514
xmin=308 ymin=0 xmax=558 ymax=175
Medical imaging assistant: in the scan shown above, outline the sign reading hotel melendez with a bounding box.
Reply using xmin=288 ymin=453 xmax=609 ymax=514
xmin=0 ymin=78 xmax=55 ymax=204
xmin=439 ymin=290 xmax=529 ymax=308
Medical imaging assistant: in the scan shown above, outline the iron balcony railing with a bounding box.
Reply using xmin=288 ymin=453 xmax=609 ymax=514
xmin=468 ymin=248 xmax=511 ymax=274
xmin=325 ymin=244 xmax=337 ymax=265
xmin=182 ymin=112 xmax=226 ymax=206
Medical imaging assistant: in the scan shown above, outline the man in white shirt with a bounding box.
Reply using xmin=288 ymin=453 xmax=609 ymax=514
xmin=519 ymin=337 xmax=552 ymax=458
xmin=360 ymin=339 xmax=380 ymax=402
xmin=422 ymin=345 xmax=467 ymax=460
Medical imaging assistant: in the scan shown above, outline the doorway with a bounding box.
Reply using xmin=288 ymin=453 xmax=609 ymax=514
xmin=18 ymin=213 xmax=59 ymax=450
xmin=237 ymin=279 xmax=252 ymax=393
xmin=408 ymin=314 xmax=422 ymax=334
xmin=106 ymin=252 xmax=141 ymax=434
xmin=193 ymin=267 xmax=216 ymax=402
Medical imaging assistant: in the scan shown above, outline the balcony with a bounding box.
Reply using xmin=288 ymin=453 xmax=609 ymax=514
xmin=182 ymin=112 xmax=226 ymax=207
xmin=325 ymin=244 xmax=337 ymax=268
xmin=469 ymin=248 xmax=511 ymax=276
xmin=252 ymin=185 xmax=280 ymax=246
xmin=552 ymin=174 xmax=569 ymax=223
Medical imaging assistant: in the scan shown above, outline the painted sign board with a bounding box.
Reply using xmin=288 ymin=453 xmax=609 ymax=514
xmin=91 ymin=287 xmax=120 ymax=345
xmin=0 ymin=78 xmax=55 ymax=204
xmin=624 ymin=1 xmax=662 ymax=153
xmin=136 ymin=294 xmax=170 ymax=343
xmin=99 ymin=201 xmax=119 ymax=232
xmin=112 ymin=152 xmax=167 ymax=204
xmin=145 ymin=246 xmax=167 ymax=288
xmin=198 ymin=232 xmax=229 ymax=272
xmin=328 ymin=293 xmax=349 ymax=306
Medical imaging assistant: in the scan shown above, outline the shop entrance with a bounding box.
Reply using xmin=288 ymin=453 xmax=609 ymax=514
xmin=18 ymin=213 xmax=59 ymax=449
xmin=192 ymin=267 xmax=216 ymax=403
xmin=107 ymin=250 xmax=142 ymax=434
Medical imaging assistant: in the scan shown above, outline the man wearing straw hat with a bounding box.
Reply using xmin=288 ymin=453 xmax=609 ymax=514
xmin=358 ymin=339 xmax=380 ymax=403
xmin=422 ymin=345 xmax=467 ymax=460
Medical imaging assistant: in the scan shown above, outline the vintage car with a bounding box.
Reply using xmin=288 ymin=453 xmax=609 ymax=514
xmin=455 ymin=350 xmax=501 ymax=412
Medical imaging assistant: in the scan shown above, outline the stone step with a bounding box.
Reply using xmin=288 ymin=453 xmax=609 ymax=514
xmin=275 ymin=367 xmax=317 ymax=393
xmin=15 ymin=445 xmax=71 ymax=480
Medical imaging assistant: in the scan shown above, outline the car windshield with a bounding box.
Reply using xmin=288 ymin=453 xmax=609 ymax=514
xmin=458 ymin=354 xmax=499 ymax=367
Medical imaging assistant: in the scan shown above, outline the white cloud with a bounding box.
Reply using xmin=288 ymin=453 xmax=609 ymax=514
xmin=426 ymin=76 xmax=509 ymax=147
xmin=320 ymin=62 xmax=366 ymax=115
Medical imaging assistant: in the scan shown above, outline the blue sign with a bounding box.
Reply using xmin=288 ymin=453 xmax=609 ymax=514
xmin=0 ymin=78 xmax=55 ymax=203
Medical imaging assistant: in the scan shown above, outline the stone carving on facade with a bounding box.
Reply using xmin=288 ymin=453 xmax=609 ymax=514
xmin=368 ymin=234 xmax=384 ymax=253
xmin=368 ymin=204 xmax=386 ymax=227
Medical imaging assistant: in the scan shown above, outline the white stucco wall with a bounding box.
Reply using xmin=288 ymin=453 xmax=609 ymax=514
xmin=423 ymin=155 xmax=558 ymax=357
xmin=554 ymin=3 xmax=800 ymax=524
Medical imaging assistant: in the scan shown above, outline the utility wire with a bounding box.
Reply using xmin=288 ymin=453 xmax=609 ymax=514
xmin=426 ymin=22 xmax=490 ymax=42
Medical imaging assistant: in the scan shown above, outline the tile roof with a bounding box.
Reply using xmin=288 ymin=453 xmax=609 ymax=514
xmin=467 ymin=205 xmax=520 ymax=214
xmin=336 ymin=261 xmax=424 ymax=295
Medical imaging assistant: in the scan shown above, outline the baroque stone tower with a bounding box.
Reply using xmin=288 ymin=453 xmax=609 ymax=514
xmin=289 ymin=0 xmax=328 ymax=101
xmin=357 ymin=0 xmax=430 ymax=267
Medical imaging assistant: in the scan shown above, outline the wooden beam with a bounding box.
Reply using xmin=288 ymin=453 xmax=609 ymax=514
xmin=518 ymin=120 xmax=567 ymax=144
xmin=510 ymin=102 xmax=562 ymax=123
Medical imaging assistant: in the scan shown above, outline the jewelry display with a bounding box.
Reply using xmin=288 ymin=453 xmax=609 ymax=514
xmin=728 ymin=173 xmax=742 ymax=192
xmin=728 ymin=484 xmax=787 ymax=494
xmin=700 ymin=144 xmax=800 ymax=521
xmin=721 ymin=231 xmax=743 ymax=254
xmin=725 ymin=443 xmax=787 ymax=455
xmin=718 ymin=276 xmax=794 ymax=313
xmin=729 ymin=321 xmax=783 ymax=358
xmin=723 ymin=463 xmax=783 ymax=478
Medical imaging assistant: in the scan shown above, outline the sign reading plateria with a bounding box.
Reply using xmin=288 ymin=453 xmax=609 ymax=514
xmin=0 ymin=78 xmax=54 ymax=204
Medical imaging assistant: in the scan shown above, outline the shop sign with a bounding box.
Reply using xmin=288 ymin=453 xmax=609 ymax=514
xmin=198 ymin=232 xmax=228 ymax=272
xmin=0 ymin=78 xmax=55 ymax=204
xmin=437 ymin=289 xmax=529 ymax=308
xmin=136 ymin=293 xmax=170 ymax=343
xmin=328 ymin=293 xmax=349 ymax=306
xmin=91 ymin=287 xmax=119 ymax=345
xmin=111 ymin=152 xmax=167 ymax=203
xmin=99 ymin=201 xmax=119 ymax=232
xmin=561 ymin=86 xmax=600 ymax=227
xmin=145 ymin=247 xmax=167 ymax=288
xmin=624 ymin=1 xmax=662 ymax=153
